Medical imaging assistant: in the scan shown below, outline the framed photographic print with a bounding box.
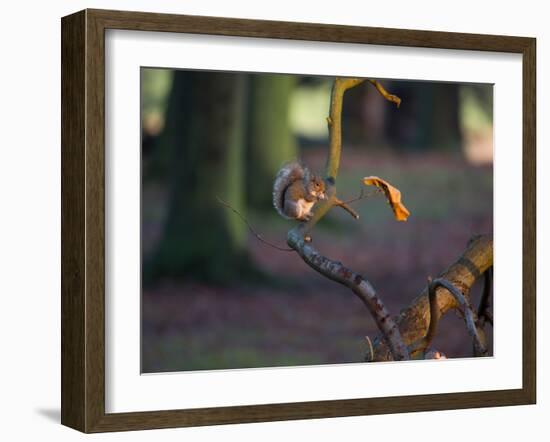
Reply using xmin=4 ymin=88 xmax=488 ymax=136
xmin=61 ymin=8 xmax=536 ymax=433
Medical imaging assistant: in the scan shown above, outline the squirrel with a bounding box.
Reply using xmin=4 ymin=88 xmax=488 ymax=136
xmin=272 ymin=162 xmax=326 ymax=221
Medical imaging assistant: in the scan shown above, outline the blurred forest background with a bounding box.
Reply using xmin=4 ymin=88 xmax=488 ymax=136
xmin=141 ymin=68 xmax=493 ymax=373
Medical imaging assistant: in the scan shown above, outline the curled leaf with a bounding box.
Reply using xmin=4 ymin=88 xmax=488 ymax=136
xmin=362 ymin=176 xmax=410 ymax=221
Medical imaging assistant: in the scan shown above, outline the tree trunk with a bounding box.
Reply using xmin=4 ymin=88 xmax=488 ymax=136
xmin=146 ymin=70 xmax=254 ymax=284
xmin=431 ymin=83 xmax=461 ymax=151
xmin=145 ymin=69 xmax=186 ymax=180
xmin=385 ymin=81 xmax=461 ymax=151
xmin=246 ymin=74 xmax=297 ymax=209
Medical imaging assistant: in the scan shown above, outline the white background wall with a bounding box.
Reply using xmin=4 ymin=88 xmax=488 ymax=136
xmin=0 ymin=0 xmax=546 ymax=440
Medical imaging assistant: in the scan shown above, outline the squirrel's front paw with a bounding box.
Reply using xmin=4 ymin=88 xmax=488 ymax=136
xmin=302 ymin=212 xmax=314 ymax=221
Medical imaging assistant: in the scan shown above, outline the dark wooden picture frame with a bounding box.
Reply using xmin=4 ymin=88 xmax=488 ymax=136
xmin=61 ymin=8 xmax=536 ymax=433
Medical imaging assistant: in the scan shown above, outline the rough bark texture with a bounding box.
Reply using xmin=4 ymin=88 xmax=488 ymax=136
xmin=288 ymin=229 xmax=410 ymax=360
xmin=371 ymin=235 xmax=493 ymax=361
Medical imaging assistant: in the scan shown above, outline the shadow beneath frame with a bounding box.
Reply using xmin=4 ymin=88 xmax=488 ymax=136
xmin=35 ymin=408 xmax=60 ymax=423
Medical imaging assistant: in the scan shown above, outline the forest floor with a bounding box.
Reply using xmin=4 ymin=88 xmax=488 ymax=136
xmin=142 ymin=149 xmax=493 ymax=373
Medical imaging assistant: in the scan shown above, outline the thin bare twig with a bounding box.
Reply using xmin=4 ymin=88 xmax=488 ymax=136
xmin=334 ymin=198 xmax=360 ymax=219
xmin=339 ymin=188 xmax=381 ymax=205
xmin=217 ymin=197 xmax=294 ymax=252
xmin=364 ymin=336 xmax=374 ymax=362
xmin=368 ymin=79 xmax=402 ymax=108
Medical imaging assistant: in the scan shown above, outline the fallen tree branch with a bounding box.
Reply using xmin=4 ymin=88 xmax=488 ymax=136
xmin=430 ymin=277 xmax=488 ymax=357
xmin=285 ymin=77 xmax=492 ymax=362
xmin=287 ymin=78 xmax=410 ymax=361
xmin=287 ymin=229 xmax=410 ymax=360
xmin=371 ymin=234 xmax=493 ymax=361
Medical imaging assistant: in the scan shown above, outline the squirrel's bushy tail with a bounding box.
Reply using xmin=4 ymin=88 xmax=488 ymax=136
xmin=272 ymin=161 xmax=308 ymax=219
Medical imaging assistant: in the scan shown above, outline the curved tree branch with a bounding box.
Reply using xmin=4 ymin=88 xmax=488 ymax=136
xmin=371 ymin=235 xmax=493 ymax=361
xmin=288 ymin=230 xmax=410 ymax=360
xmin=287 ymin=77 xmax=411 ymax=361
xmin=408 ymin=277 xmax=441 ymax=358
xmin=367 ymin=79 xmax=402 ymax=108
xmin=429 ymin=277 xmax=488 ymax=357
xmin=285 ymin=77 xmax=493 ymax=362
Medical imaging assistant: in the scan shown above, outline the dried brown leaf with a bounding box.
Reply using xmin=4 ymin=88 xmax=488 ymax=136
xmin=362 ymin=176 xmax=410 ymax=221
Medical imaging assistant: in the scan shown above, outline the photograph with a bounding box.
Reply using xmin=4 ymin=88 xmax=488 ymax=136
xmin=54 ymin=4 xmax=537 ymax=435
xmin=140 ymin=69 xmax=494 ymax=373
